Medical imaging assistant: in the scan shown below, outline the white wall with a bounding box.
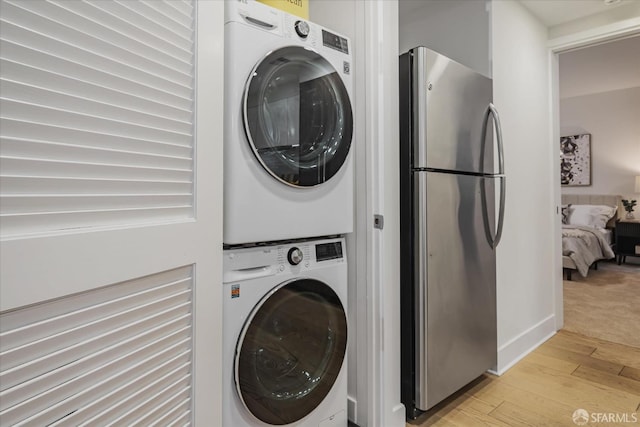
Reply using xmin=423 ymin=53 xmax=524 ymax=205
xmin=560 ymin=87 xmax=640 ymax=196
xmin=558 ymin=36 xmax=640 ymax=100
xmin=310 ymin=2 xmax=404 ymax=426
xmin=309 ymin=1 xmax=363 ymax=422
xmin=558 ymin=37 xmax=640 ymax=197
xmin=548 ymin=1 xmax=640 ymax=39
xmin=398 ymin=0 xmax=491 ymax=77
xmin=492 ymin=0 xmax=557 ymax=373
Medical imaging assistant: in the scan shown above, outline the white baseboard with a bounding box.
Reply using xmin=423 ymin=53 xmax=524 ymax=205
xmin=389 ymin=403 xmax=406 ymax=427
xmin=346 ymin=397 xmax=405 ymax=427
xmin=492 ymin=314 xmax=557 ymax=376
xmin=347 ymin=395 xmax=357 ymax=424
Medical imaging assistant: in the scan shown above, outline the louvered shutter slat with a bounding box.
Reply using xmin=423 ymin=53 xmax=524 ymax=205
xmin=1 ymin=61 xmax=192 ymax=121
xmin=0 ymin=0 xmax=195 ymax=238
xmin=2 ymin=101 xmax=192 ymax=145
xmin=164 ymin=0 xmax=194 ymax=18
xmin=0 ymin=296 xmax=191 ymax=372
xmin=2 ymin=1 xmax=192 ymax=86
xmin=0 ymin=177 xmax=193 ymax=196
xmin=1 ymin=207 xmax=193 ymax=236
xmin=69 ymin=368 xmax=191 ymax=426
xmin=0 ymin=53 xmax=192 ymax=110
xmin=1 ymin=319 xmax=191 ymax=393
xmin=1 ymin=195 xmax=193 ymax=215
xmin=115 ymin=1 xmax=193 ymax=41
xmin=153 ymin=398 xmax=193 ymax=427
xmin=87 ymin=1 xmax=192 ymax=51
xmin=1 ymin=80 xmax=193 ymax=133
xmin=113 ymin=384 xmax=191 ymax=426
xmin=2 ymin=139 xmax=192 ymax=170
xmin=143 ymin=0 xmax=193 ymax=28
xmin=0 ymin=266 xmax=194 ymax=425
xmin=49 ymin=1 xmax=193 ymax=63
xmin=0 ymin=118 xmax=193 ymax=156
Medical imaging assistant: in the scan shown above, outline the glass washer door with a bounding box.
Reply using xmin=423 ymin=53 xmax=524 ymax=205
xmin=235 ymin=279 xmax=347 ymax=425
xmin=243 ymin=46 xmax=353 ymax=187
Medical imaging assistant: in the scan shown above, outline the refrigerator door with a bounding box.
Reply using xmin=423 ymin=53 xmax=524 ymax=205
xmin=412 ymin=47 xmax=494 ymax=174
xmin=414 ymin=171 xmax=497 ymax=410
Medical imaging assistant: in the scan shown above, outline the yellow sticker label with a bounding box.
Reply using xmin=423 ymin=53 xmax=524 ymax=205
xmin=231 ymin=284 xmax=240 ymax=299
xmin=257 ymin=0 xmax=309 ymax=19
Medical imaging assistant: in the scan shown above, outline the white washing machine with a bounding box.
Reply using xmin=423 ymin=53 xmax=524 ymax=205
xmin=224 ymin=0 xmax=354 ymax=245
xmin=222 ymin=237 xmax=348 ymax=427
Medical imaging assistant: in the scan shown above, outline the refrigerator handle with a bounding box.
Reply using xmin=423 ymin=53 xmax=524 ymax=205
xmin=489 ymin=103 xmax=505 ymax=175
xmin=494 ymin=176 xmax=506 ymax=248
xmin=481 ymin=104 xmax=506 ymax=249
xmin=490 ymin=104 xmax=506 ymax=248
xmin=481 ymin=175 xmax=506 ymax=250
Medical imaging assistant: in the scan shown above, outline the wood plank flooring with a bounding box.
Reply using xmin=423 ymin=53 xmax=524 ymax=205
xmin=408 ymin=330 xmax=640 ymax=426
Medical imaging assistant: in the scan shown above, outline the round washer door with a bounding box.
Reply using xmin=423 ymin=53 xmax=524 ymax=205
xmin=235 ymin=278 xmax=347 ymax=425
xmin=243 ymin=46 xmax=353 ymax=187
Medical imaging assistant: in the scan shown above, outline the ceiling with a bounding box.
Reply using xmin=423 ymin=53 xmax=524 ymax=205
xmin=519 ymin=0 xmax=633 ymax=27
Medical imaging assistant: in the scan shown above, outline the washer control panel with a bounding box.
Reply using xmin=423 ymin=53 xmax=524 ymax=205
xmin=227 ymin=0 xmax=351 ymax=57
xmin=223 ymin=237 xmax=345 ymax=284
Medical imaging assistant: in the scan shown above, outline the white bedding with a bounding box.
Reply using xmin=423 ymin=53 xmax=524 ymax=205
xmin=562 ymin=225 xmax=615 ymax=277
xmin=599 ymin=228 xmax=613 ymax=245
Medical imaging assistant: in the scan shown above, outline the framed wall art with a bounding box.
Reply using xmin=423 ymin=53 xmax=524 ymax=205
xmin=560 ymin=134 xmax=591 ymax=186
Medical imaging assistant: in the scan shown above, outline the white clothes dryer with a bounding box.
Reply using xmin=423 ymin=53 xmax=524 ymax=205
xmin=224 ymin=0 xmax=354 ymax=245
xmin=222 ymin=237 xmax=348 ymax=427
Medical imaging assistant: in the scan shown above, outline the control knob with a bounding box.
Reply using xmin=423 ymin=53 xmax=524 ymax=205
xmin=294 ymin=20 xmax=310 ymax=38
xmin=287 ymin=247 xmax=304 ymax=265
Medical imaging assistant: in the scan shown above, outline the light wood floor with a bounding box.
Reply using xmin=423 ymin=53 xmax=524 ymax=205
xmin=408 ymin=330 xmax=640 ymax=426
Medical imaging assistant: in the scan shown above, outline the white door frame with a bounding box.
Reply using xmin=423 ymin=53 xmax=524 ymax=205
xmin=549 ymin=17 xmax=640 ymax=332
xmin=352 ymin=1 xmax=405 ymax=426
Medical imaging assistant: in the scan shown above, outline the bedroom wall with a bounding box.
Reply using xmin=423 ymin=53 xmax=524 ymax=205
xmin=560 ymin=87 xmax=640 ymax=198
xmin=558 ymin=37 xmax=640 ymax=198
xmin=492 ymin=0 xmax=556 ymax=373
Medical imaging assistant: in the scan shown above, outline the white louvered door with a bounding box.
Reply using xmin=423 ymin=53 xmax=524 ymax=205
xmin=0 ymin=1 xmax=223 ymax=425
xmin=0 ymin=0 xmax=195 ymax=237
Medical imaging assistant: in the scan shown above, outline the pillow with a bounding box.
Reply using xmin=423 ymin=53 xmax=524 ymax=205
xmin=568 ymin=204 xmax=617 ymax=229
xmin=561 ymin=204 xmax=571 ymax=224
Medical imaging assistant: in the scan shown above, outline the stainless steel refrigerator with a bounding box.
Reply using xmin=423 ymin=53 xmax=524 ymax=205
xmin=399 ymin=47 xmax=505 ymax=418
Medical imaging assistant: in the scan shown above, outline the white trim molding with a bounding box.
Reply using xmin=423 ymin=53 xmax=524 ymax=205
xmin=494 ymin=314 xmax=556 ymax=375
xmin=355 ymin=0 xmax=404 ymax=426
xmin=548 ymin=16 xmax=640 ymax=52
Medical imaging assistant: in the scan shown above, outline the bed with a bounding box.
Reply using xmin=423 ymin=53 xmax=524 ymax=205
xmin=561 ymin=194 xmax=620 ymax=280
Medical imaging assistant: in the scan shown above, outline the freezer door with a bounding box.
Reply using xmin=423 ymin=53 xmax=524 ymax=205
xmin=412 ymin=47 xmax=493 ymax=174
xmin=414 ymin=171 xmax=497 ymax=410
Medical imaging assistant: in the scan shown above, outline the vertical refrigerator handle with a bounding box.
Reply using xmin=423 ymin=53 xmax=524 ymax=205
xmin=489 ymin=103 xmax=505 ymax=175
xmin=493 ymin=176 xmax=506 ymax=249
xmin=481 ymin=103 xmax=506 ymax=249
xmin=481 ymin=176 xmax=506 ymax=250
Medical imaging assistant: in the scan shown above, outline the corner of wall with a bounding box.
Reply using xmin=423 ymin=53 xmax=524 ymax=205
xmin=494 ymin=314 xmax=556 ymax=375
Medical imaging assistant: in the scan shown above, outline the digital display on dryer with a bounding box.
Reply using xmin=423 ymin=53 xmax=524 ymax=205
xmin=322 ymin=30 xmax=349 ymax=54
xmin=316 ymin=242 xmax=343 ymax=261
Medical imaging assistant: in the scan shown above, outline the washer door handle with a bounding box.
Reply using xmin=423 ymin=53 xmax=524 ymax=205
xmin=223 ymin=266 xmax=274 ymax=283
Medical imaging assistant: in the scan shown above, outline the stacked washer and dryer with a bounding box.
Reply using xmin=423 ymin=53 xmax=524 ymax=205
xmin=222 ymin=1 xmax=354 ymax=426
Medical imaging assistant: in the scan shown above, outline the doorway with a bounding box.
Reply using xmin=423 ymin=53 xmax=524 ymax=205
xmin=550 ymin=28 xmax=640 ymax=336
